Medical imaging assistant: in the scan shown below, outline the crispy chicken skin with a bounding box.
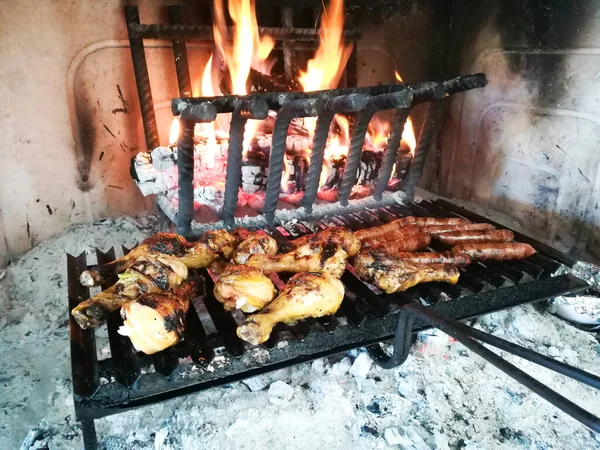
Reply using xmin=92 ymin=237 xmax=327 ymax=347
xmin=355 ymin=217 xmax=469 ymax=241
xmin=213 ymin=265 xmax=277 ymax=312
xmin=283 ymin=227 xmax=361 ymax=257
xmin=118 ymin=279 xmax=197 ymax=355
xmin=80 ymin=231 xmax=236 ymax=287
xmin=452 ymin=243 xmax=536 ymax=261
xmin=245 ymin=242 xmax=349 ymax=278
xmin=354 ymin=248 xmax=459 ymax=293
xmin=72 ymin=254 xmax=188 ymax=329
xmin=232 ymin=230 xmax=278 ymax=264
xmin=237 ymin=272 xmax=345 ymax=345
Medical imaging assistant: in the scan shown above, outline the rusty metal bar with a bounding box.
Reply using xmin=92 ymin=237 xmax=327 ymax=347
xmin=124 ymin=6 xmax=159 ymax=150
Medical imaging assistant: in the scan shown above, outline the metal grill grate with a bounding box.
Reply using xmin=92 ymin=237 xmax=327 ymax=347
xmin=68 ymin=199 xmax=587 ymax=422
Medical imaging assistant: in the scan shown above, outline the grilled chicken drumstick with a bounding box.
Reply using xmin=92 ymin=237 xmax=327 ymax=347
xmin=435 ymin=229 xmax=514 ymax=245
xmin=237 ymin=272 xmax=345 ymax=345
xmin=246 ymin=242 xmax=349 ymax=278
xmin=72 ymin=254 xmax=188 ymax=329
xmin=118 ymin=279 xmax=198 ymax=355
xmin=355 ymin=216 xmax=469 ymax=241
xmin=282 ymin=227 xmax=361 ymax=257
xmin=232 ymin=230 xmax=278 ymax=264
xmin=354 ymin=248 xmax=460 ymax=293
xmin=452 ymin=243 xmax=536 ymax=261
xmin=80 ymin=231 xmax=236 ymax=287
xmin=214 ymin=265 xmax=277 ymax=312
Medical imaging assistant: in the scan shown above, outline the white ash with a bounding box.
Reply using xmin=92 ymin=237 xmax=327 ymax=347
xmin=0 ymin=217 xmax=599 ymax=449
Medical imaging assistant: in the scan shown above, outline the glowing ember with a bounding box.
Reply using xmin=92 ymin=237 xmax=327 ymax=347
xmin=394 ymin=71 xmax=417 ymax=154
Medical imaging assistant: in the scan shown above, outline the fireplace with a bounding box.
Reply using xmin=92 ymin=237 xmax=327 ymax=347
xmin=2 ymin=0 xmax=599 ymax=448
xmin=124 ymin=1 xmax=489 ymax=237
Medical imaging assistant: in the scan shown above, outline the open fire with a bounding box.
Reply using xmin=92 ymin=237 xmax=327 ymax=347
xmin=132 ymin=0 xmax=416 ymax=217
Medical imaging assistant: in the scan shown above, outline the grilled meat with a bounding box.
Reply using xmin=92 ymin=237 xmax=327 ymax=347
xmin=355 ymin=216 xmax=470 ymax=241
xmin=452 ymin=243 xmax=536 ymax=260
xmin=213 ymin=265 xmax=277 ymax=312
xmin=421 ymin=223 xmax=495 ymax=235
xmin=237 ymin=272 xmax=345 ymax=345
xmin=118 ymin=279 xmax=197 ymax=355
xmin=389 ymin=251 xmax=471 ymax=268
xmin=80 ymin=231 xmax=236 ymax=287
xmin=232 ymin=230 xmax=278 ymax=264
xmin=362 ymin=231 xmax=431 ymax=251
xmin=72 ymin=254 xmax=188 ymax=329
xmin=435 ymin=229 xmax=514 ymax=245
xmin=246 ymin=242 xmax=349 ymax=278
xmin=354 ymin=248 xmax=460 ymax=293
xmin=283 ymin=227 xmax=361 ymax=257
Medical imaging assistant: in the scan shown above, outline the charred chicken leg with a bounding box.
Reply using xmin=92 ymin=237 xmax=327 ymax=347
xmin=282 ymin=227 xmax=361 ymax=257
xmin=214 ymin=265 xmax=277 ymax=312
xmin=232 ymin=230 xmax=278 ymax=264
xmin=237 ymin=272 xmax=345 ymax=345
xmin=80 ymin=231 xmax=236 ymax=287
xmin=72 ymin=254 xmax=188 ymax=329
xmin=118 ymin=279 xmax=198 ymax=355
xmin=246 ymin=242 xmax=349 ymax=278
xmin=354 ymin=248 xmax=459 ymax=293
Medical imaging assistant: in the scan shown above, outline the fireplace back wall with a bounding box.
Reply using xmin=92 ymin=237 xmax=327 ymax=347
xmin=431 ymin=0 xmax=600 ymax=263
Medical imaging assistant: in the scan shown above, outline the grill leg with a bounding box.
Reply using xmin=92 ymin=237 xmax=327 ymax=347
xmin=80 ymin=419 xmax=98 ymax=450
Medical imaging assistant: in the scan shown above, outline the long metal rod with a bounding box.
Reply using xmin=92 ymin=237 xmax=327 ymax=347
xmin=168 ymin=5 xmax=192 ymax=98
xmin=373 ymin=108 xmax=411 ymax=200
xmin=128 ymin=23 xmax=361 ymax=41
xmin=401 ymin=100 xmax=443 ymax=199
xmin=124 ymin=6 xmax=159 ymax=150
xmin=338 ymin=91 xmax=413 ymax=205
xmin=176 ymin=120 xmax=195 ymax=237
xmin=302 ymin=93 xmax=368 ymax=213
xmin=263 ymin=99 xmax=322 ymax=222
xmin=172 ymin=74 xmax=487 ymax=117
xmin=222 ymin=110 xmax=247 ymax=225
xmin=405 ymin=302 xmax=600 ymax=433
xmin=449 ymin=318 xmax=600 ymax=390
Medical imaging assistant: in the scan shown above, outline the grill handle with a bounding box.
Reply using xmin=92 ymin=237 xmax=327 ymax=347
xmin=368 ymin=302 xmax=600 ymax=433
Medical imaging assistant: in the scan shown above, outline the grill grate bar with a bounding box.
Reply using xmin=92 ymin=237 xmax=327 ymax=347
xmin=200 ymin=269 xmax=245 ymax=356
xmin=96 ymin=248 xmax=141 ymax=387
xmin=67 ymin=252 xmax=100 ymax=398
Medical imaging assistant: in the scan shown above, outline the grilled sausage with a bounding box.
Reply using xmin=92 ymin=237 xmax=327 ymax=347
xmin=393 ymin=251 xmax=472 ymax=268
xmin=421 ymin=223 xmax=495 ymax=235
xmin=435 ymin=229 xmax=514 ymax=245
xmin=355 ymin=217 xmax=469 ymax=240
xmin=451 ymin=243 xmax=536 ymax=260
xmin=360 ymin=225 xmax=421 ymax=248
xmin=367 ymin=232 xmax=431 ymax=253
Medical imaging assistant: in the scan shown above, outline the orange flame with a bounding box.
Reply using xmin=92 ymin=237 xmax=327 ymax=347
xmin=299 ymin=0 xmax=352 ymax=92
xmin=169 ymin=118 xmax=180 ymax=145
xmin=394 ymin=71 xmax=416 ymax=154
xmin=214 ymin=0 xmax=275 ymax=95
